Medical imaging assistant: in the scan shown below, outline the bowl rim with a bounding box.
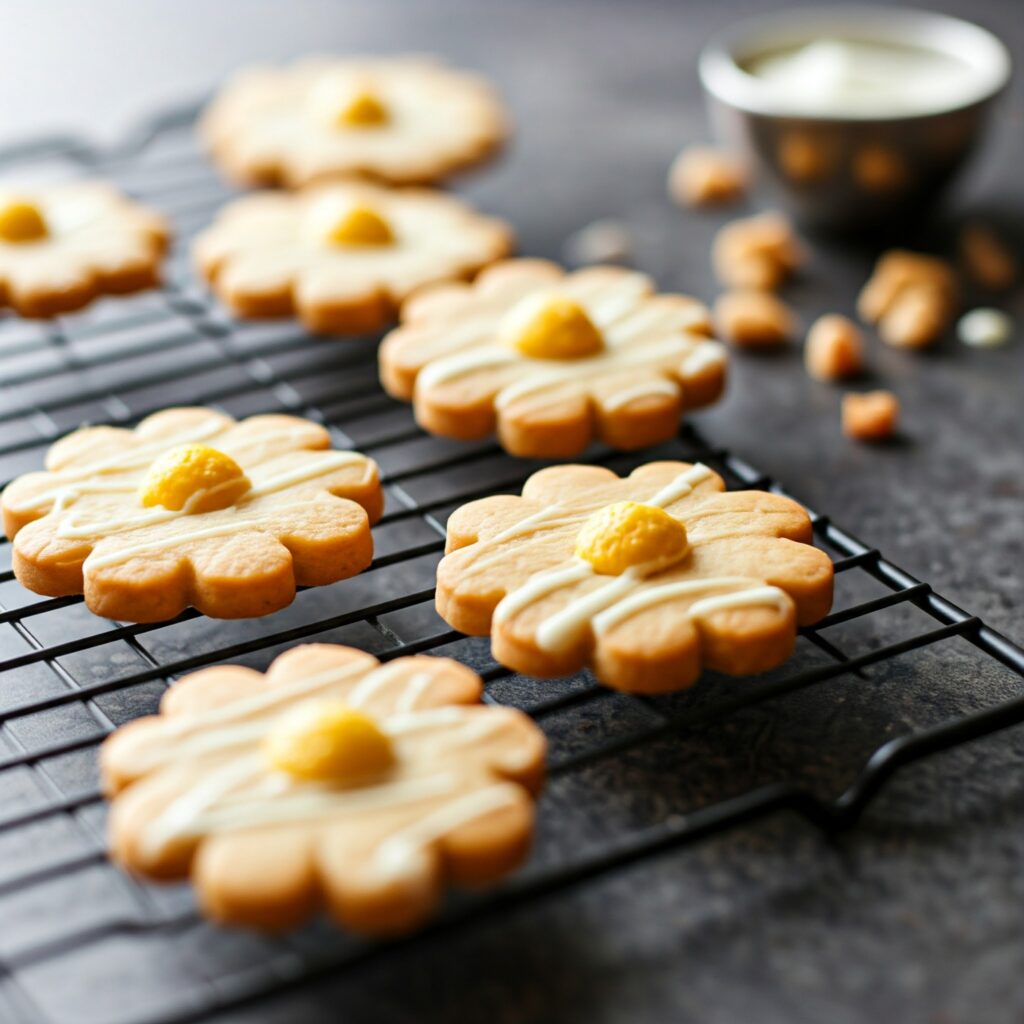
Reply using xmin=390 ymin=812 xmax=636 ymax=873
xmin=699 ymin=4 xmax=1013 ymax=122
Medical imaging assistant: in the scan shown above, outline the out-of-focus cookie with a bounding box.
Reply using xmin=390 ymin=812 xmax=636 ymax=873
xmin=101 ymin=644 xmax=545 ymax=934
xmin=194 ymin=181 xmax=512 ymax=334
xmin=0 ymin=182 xmax=169 ymax=318
xmin=1 ymin=408 xmax=382 ymax=622
xmin=200 ymin=55 xmax=508 ymax=188
xmin=379 ymin=259 xmax=726 ymax=457
xmin=436 ymin=461 xmax=833 ymax=693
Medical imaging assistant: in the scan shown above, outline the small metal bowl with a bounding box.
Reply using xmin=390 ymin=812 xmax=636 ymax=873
xmin=699 ymin=6 xmax=1012 ymax=232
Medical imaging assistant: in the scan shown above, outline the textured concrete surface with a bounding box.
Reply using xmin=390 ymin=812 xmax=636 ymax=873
xmin=1 ymin=1 xmax=1022 ymax=1022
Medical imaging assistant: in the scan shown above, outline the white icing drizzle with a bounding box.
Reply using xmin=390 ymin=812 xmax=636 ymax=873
xmin=487 ymin=462 xmax=788 ymax=652
xmin=395 ymin=671 xmax=434 ymax=713
xmin=54 ymin=416 xmax=227 ymax=481
xmin=413 ymin=271 xmax=720 ymax=417
xmin=247 ymin=451 xmax=368 ymax=497
xmin=16 ymin=417 xmax=229 ymax=510
xmin=88 ymin=519 xmax=259 ymax=569
xmin=493 ymin=561 xmax=593 ymax=624
xmin=127 ymin=659 xmax=526 ymax=870
xmin=347 ymin=662 xmax=416 ymax=709
xmin=77 ymin=449 xmax=367 ymax=567
xmin=140 ymin=754 xmax=265 ymax=859
xmin=601 ymin=378 xmax=680 ymax=412
xmin=681 ymin=339 xmax=727 ymax=376
xmin=375 ymin=783 xmax=522 ymax=874
xmin=535 ymin=571 xmax=641 ymax=653
xmin=492 ymin=335 xmax=703 ymax=412
xmin=140 ymin=766 xmax=460 ymax=860
xmin=646 ymin=463 xmax=713 ymax=509
xmin=415 ymin=347 xmax=518 ymax=392
xmin=135 ymin=661 xmax=371 ymax=769
xmin=592 ymin=578 xmax=786 ymax=635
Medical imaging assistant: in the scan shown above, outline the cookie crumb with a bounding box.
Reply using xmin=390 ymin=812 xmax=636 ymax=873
xmin=563 ymin=219 xmax=633 ymax=266
xmin=804 ymin=314 xmax=864 ymax=380
xmin=957 ymin=308 xmax=1013 ymax=348
xmin=668 ymin=146 xmax=746 ymax=207
xmin=712 ymin=211 xmax=802 ymax=291
xmin=959 ymin=223 xmax=1016 ymax=291
xmin=858 ymin=250 xmax=957 ymax=349
xmin=842 ymin=390 xmax=899 ymax=442
xmin=715 ymin=290 xmax=793 ymax=349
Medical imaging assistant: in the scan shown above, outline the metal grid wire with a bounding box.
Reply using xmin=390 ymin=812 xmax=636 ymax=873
xmin=0 ymin=105 xmax=1023 ymax=1024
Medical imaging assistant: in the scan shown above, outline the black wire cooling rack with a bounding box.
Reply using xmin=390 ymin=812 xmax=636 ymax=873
xmin=0 ymin=105 xmax=1023 ymax=1024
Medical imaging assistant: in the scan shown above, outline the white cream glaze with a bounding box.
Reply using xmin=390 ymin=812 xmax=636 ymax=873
xmin=535 ymin=571 xmax=641 ymax=653
xmin=130 ymin=659 xmax=528 ymax=865
xmin=601 ymin=378 xmax=680 ymax=412
xmin=63 ymin=448 xmax=368 ymax=566
xmin=412 ymin=271 xmax=721 ymax=416
xmin=16 ymin=416 xmax=229 ymax=510
xmin=486 ymin=462 xmax=791 ymax=654
xmin=592 ymin=578 xmax=786 ymax=635
xmin=681 ymin=340 xmax=727 ymax=376
xmin=375 ymin=782 xmax=522 ymax=874
xmin=493 ymin=561 xmax=593 ymax=624
xmin=646 ymin=463 xmax=713 ymax=509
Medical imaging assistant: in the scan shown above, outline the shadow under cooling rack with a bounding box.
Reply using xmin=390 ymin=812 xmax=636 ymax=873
xmin=0 ymin=107 xmax=1023 ymax=1024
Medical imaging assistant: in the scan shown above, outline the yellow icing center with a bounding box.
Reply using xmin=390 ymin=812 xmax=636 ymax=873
xmin=574 ymin=501 xmax=689 ymax=576
xmin=500 ymin=292 xmax=605 ymax=360
xmin=0 ymin=200 xmax=48 ymax=243
xmin=338 ymin=90 xmax=389 ymax=127
xmin=140 ymin=444 xmax=250 ymax=513
xmin=265 ymin=702 xmax=395 ymax=783
xmin=326 ymin=206 xmax=395 ymax=247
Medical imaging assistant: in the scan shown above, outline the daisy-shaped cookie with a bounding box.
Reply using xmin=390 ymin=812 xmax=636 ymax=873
xmin=379 ymin=259 xmax=727 ymax=457
xmin=193 ymin=181 xmax=513 ymax=334
xmin=437 ymin=461 xmax=833 ymax=693
xmin=1 ymin=407 xmax=382 ymax=622
xmin=0 ymin=182 xmax=169 ymax=317
xmin=200 ymin=55 xmax=507 ymax=188
xmin=101 ymin=644 xmax=546 ymax=933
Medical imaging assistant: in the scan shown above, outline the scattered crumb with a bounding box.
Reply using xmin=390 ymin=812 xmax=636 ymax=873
xmin=842 ymin=390 xmax=899 ymax=442
xmin=714 ymin=290 xmax=794 ymax=349
xmin=563 ymin=218 xmax=633 ymax=266
xmin=957 ymin=307 xmax=1013 ymax=348
xmin=857 ymin=250 xmax=957 ymax=348
xmin=668 ymin=146 xmax=746 ymax=207
xmin=804 ymin=314 xmax=864 ymax=381
xmin=712 ymin=211 xmax=803 ymax=291
xmin=959 ymin=223 xmax=1016 ymax=291
xmin=877 ymin=284 xmax=950 ymax=349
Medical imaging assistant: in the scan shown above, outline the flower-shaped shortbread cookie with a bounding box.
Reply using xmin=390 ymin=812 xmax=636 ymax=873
xmin=101 ymin=643 xmax=545 ymax=933
xmin=194 ymin=181 xmax=512 ymax=334
xmin=380 ymin=259 xmax=727 ymax=457
xmin=200 ymin=55 xmax=507 ymax=188
xmin=437 ymin=461 xmax=834 ymax=693
xmin=1 ymin=408 xmax=382 ymax=622
xmin=0 ymin=182 xmax=169 ymax=317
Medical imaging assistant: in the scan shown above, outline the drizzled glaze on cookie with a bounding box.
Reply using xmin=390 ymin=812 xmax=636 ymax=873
xmin=1 ymin=408 xmax=382 ymax=622
xmin=436 ymin=460 xmax=834 ymax=693
xmin=101 ymin=646 xmax=545 ymax=934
